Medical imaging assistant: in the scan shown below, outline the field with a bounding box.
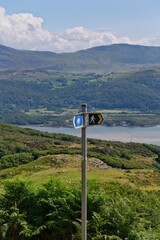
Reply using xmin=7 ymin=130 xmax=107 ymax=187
xmin=1 ymin=153 xmax=160 ymax=191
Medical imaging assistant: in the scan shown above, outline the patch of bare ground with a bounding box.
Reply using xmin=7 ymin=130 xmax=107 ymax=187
xmin=50 ymin=154 xmax=112 ymax=170
xmin=88 ymin=158 xmax=112 ymax=169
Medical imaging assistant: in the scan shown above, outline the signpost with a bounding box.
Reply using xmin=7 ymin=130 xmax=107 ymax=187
xmin=81 ymin=104 xmax=87 ymax=240
xmin=73 ymin=105 xmax=103 ymax=240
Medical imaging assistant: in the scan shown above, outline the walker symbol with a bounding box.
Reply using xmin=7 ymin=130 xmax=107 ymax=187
xmin=88 ymin=113 xmax=103 ymax=126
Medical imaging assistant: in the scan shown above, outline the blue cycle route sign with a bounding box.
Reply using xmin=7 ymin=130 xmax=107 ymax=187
xmin=73 ymin=115 xmax=83 ymax=129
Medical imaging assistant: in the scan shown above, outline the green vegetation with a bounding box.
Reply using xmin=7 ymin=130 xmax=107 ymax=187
xmin=1 ymin=69 xmax=160 ymax=126
xmin=0 ymin=122 xmax=160 ymax=172
xmin=0 ymin=122 xmax=160 ymax=239
xmin=1 ymin=43 xmax=160 ymax=238
xmin=0 ymin=179 xmax=160 ymax=239
xmin=1 ymin=44 xmax=160 ymax=126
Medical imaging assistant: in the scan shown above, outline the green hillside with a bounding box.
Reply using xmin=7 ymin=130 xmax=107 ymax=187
xmin=1 ymin=43 xmax=160 ymax=71
xmin=0 ymin=122 xmax=160 ymax=182
xmin=1 ymin=68 xmax=160 ymax=126
xmin=0 ymin=122 xmax=160 ymax=239
xmin=1 ymin=43 xmax=160 ymax=126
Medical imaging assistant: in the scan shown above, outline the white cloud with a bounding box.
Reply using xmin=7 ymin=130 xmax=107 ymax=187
xmin=0 ymin=7 xmax=52 ymax=51
xmin=137 ymin=36 xmax=160 ymax=47
xmin=0 ymin=7 xmax=159 ymax=53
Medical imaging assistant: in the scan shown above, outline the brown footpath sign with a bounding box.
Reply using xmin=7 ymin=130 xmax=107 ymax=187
xmin=88 ymin=113 xmax=103 ymax=126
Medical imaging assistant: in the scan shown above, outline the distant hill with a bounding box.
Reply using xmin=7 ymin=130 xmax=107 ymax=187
xmin=1 ymin=43 xmax=160 ymax=125
xmin=1 ymin=43 xmax=160 ymax=71
xmin=1 ymin=68 xmax=160 ymax=119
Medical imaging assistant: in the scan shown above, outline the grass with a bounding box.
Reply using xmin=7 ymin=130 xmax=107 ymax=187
xmin=1 ymin=154 xmax=160 ymax=191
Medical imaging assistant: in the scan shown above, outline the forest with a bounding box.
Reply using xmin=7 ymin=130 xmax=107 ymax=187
xmin=1 ymin=69 xmax=160 ymax=127
xmin=1 ymin=70 xmax=160 ymax=113
xmin=0 ymin=122 xmax=160 ymax=239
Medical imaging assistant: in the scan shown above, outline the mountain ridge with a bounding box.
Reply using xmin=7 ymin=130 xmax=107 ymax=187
xmin=1 ymin=43 xmax=160 ymax=72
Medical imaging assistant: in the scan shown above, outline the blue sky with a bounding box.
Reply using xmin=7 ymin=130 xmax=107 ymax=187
xmin=0 ymin=0 xmax=159 ymax=52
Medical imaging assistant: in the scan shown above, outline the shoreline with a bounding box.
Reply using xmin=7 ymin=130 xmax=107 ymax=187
xmin=18 ymin=124 xmax=160 ymax=146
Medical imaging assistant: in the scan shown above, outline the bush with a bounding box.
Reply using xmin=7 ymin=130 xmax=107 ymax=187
xmin=0 ymin=153 xmax=34 ymax=169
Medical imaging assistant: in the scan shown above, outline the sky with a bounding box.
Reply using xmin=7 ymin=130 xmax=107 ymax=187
xmin=0 ymin=0 xmax=160 ymax=53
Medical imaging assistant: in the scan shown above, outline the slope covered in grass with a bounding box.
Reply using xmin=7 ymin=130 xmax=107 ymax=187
xmin=0 ymin=122 xmax=160 ymax=189
xmin=0 ymin=122 xmax=160 ymax=239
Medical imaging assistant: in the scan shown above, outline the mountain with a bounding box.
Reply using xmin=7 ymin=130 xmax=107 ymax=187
xmin=1 ymin=43 xmax=160 ymax=71
xmin=1 ymin=43 xmax=160 ymax=126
